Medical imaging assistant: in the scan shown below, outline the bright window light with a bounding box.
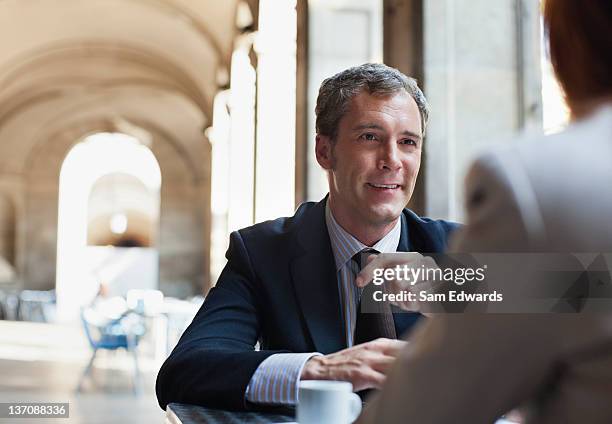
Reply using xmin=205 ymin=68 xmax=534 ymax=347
xmin=110 ymin=212 xmax=128 ymax=234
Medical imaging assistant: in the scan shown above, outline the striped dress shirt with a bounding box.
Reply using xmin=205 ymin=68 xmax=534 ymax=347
xmin=245 ymin=200 xmax=401 ymax=405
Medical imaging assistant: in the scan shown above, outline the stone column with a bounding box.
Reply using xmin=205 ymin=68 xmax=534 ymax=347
xmin=254 ymin=0 xmax=297 ymax=222
xmin=227 ymin=38 xmax=257 ymax=232
xmin=423 ymin=0 xmax=542 ymax=221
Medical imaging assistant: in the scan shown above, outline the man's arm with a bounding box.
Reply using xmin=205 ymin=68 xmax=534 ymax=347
xmin=156 ymin=230 xmax=288 ymax=411
xmin=245 ymin=353 xmax=320 ymax=405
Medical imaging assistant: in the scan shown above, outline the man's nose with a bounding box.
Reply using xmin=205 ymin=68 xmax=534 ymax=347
xmin=378 ymin=143 xmax=402 ymax=171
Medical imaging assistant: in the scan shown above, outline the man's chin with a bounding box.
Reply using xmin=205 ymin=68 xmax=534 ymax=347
xmin=365 ymin=204 xmax=403 ymax=225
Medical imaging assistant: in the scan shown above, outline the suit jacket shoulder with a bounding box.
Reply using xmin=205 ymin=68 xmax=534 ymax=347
xmin=402 ymin=208 xmax=460 ymax=253
xmin=234 ymin=201 xmax=317 ymax=255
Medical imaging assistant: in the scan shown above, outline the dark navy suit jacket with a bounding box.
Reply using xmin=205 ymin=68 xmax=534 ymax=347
xmin=156 ymin=198 xmax=459 ymax=411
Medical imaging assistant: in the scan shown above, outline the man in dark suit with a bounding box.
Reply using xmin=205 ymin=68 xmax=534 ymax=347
xmin=156 ymin=63 xmax=459 ymax=411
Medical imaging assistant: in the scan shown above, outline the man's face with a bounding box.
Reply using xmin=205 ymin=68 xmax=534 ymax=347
xmin=316 ymin=90 xmax=422 ymax=228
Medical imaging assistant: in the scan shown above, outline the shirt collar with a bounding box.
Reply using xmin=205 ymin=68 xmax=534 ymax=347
xmin=325 ymin=199 xmax=401 ymax=271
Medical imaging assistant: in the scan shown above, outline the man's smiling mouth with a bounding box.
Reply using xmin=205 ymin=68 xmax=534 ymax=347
xmin=367 ymin=183 xmax=401 ymax=189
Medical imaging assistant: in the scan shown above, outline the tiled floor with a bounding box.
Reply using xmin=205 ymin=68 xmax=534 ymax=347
xmin=0 ymin=321 xmax=166 ymax=423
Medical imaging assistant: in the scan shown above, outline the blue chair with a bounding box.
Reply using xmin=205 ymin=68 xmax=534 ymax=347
xmin=77 ymin=307 xmax=145 ymax=394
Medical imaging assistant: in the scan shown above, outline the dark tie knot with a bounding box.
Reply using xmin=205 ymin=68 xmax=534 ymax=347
xmin=351 ymin=248 xmax=379 ymax=271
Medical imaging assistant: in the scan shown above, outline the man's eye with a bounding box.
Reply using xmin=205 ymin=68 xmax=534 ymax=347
xmin=360 ymin=133 xmax=378 ymax=141
xmin=400 ymin=139 xmax=417 ymax=146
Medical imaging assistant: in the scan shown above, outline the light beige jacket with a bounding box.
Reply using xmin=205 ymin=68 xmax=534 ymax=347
xmin=357 ymin=105 xmax=612 ymax=424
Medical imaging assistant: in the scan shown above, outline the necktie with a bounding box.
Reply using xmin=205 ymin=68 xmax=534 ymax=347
xmin=352 ymin=248 xmax=397 ymax=345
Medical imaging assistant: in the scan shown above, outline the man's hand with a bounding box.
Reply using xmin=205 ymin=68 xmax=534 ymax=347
xmin=355 ymin=252 xmax=441 ymax=314
xmin=300 ymin=338 xmax=407 ymax=391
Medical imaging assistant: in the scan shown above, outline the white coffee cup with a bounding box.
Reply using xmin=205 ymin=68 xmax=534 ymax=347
xmin=297 ymin=380 xmax=362 ymax=424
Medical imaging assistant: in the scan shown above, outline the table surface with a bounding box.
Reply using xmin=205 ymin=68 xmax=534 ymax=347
xmin=167 ymin=403 xmax=296 ymax=424
xmin=166 ymin=402 xmax=519 ymax=424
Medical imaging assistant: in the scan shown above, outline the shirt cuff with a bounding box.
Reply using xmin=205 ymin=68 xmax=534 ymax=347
xmin=245 ymin=352 xmax=321 ymax=405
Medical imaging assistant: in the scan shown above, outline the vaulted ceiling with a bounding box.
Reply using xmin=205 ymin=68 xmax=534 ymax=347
xmin=0 ymin=0 xmax=255 ymax=178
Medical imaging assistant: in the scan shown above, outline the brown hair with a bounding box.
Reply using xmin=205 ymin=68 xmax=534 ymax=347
xmin=315 ymin=63 xmax=428 ymax=140
xmin=543 ymin=0 xmax=612 ymax=111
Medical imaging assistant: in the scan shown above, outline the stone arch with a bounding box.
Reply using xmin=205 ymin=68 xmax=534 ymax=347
xmin=0 ymin=40 xmax=213 ymax=128
xmin=20 ymin=118 xmax=210 ymax=300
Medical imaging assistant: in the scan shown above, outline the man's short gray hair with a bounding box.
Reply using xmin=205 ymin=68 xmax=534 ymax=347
xmin=315 ymin=63 xmax=429 ymax=140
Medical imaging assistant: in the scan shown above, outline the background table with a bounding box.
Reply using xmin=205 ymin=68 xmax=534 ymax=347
xmin=166 ymin=403 xmax=296 ymax=424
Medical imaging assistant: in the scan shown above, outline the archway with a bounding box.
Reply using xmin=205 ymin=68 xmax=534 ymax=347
xmin=56 ymin=132 xmax=161 ymax=321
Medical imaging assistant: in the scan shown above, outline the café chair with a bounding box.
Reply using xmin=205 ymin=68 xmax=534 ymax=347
xmin=77 ymin=306 xmax=146 ymax=395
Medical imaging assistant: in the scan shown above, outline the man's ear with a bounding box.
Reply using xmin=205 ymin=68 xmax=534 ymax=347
xmin=315 ymin=134 xmax=334 ymax=170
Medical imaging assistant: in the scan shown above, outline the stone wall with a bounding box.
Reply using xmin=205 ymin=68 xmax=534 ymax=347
xmin=7 ymin=120 xmax=210 ymax=296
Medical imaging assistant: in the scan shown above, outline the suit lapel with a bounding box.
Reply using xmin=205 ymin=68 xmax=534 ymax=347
xmin=290 ymin=199 xmax=346 ymax=354
xmin=397 ymin=212 xmax=411 ymax=252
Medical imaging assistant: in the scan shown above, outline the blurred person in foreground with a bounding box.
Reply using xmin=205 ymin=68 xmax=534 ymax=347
xmin=356 ymin=0 xmax=612 ymax=423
